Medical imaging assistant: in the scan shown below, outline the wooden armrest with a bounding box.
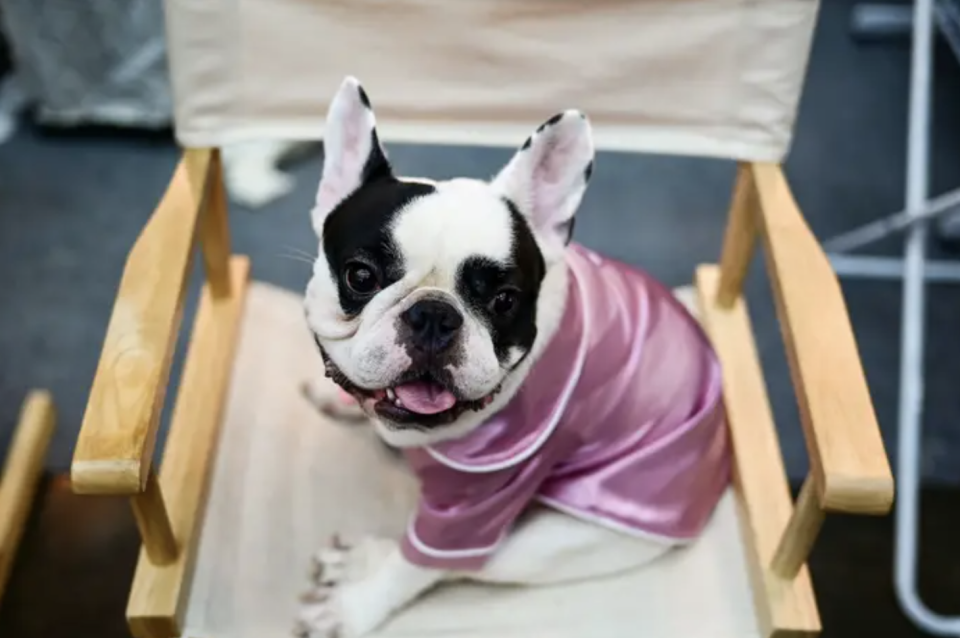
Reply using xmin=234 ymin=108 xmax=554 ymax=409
xmin=71 ymin=150 xmax=213 ymax=495
xmin=750 ymin=162 xmax=894 ymax=515
xmin=699 ymin=162 xmax=894 ymax=626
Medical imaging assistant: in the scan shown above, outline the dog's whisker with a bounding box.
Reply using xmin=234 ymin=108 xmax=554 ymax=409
xmin=282 ymin=244 xmax=318 ymax=260
xmin=278 ymin=252 xmax=317 ymax=266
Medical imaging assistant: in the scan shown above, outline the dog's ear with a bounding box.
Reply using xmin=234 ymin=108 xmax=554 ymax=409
xmin=491 ymin=110 xmax=594 ymax=253
xmin=312 ymin=76 xmax=393 ymax=235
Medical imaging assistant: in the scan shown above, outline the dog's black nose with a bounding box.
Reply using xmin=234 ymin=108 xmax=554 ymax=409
xmin=401 ymin=299 xmax=463 ymax=353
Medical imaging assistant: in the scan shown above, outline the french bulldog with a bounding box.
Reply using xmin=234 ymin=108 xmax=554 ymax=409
xmin=299 ymin=76 xmax=730 ymax=638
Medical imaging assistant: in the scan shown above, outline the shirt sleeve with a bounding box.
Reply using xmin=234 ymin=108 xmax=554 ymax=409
xmin=400 ymin=451 xmax=551 ymax=571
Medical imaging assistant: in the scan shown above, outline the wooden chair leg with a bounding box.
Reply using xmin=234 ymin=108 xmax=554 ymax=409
xmin=0 ymin=390 xmax=56 ymax=600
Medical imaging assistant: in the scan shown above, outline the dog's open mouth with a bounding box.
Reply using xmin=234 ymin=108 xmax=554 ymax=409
xmin=381 ymin=379 xmax=460 ymax=415
xmin=316 ymin=342 xmax=500 ymax=429
xmin=368 ymin=372 xmax=499 ymax=427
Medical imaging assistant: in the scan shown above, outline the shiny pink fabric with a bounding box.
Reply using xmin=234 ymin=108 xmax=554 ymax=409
xmin=399 ymin=244 xmax=731 ymax=571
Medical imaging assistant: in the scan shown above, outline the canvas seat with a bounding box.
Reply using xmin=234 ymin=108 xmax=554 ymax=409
xmin=177 ymin=282 xmax=761 ymax=638
xmin=69 ymin=1 xmax=894 ymax=637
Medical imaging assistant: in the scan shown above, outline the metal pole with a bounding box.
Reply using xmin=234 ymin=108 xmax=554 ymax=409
xmin=822 ymin=187 xmax=960 ymax=253
xmin=829 ymin=255 xmax=960 ymax=282
xmin=894 ymin=0 xmax=960 ymax=632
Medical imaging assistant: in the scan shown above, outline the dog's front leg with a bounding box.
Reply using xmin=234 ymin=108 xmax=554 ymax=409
xmin=296 ymin=535 xmax=444 ymax=638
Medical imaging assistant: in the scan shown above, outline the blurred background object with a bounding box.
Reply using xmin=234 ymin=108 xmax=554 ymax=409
xmin=845 ymin=0 xmax=960 ymax=244
xmin=0 ymin=0 xmax=315 ymax=209
xmin=0 ymin=0 xmax=171 ymax=130
xmin=836 ymin=5 xmax=960 ymax=633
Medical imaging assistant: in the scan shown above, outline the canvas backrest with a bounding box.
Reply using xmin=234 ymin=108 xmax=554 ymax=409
xmin=163 ymin=0 xmax=820 ymax=161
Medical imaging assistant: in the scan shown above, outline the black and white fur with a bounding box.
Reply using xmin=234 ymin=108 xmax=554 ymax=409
xmin=304 ymin=77 xmax=588 ymax=448
xmin=299 ymin=77 xmax=672 ymax=638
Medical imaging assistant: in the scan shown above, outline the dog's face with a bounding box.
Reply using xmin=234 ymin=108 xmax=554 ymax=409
xmin=305 ymin=77 xmax=595 ymax=447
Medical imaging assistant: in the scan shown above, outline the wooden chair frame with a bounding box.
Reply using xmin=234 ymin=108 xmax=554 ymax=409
xmin=70 ymin=150 xmax=893 ymax=638
xmin=0 ymin=390 xmax=56 ymax=603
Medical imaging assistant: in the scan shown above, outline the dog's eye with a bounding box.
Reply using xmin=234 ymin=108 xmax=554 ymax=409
xmin=490 ymin=289 xmax=518 ymax=316
xmin=344 ymin=262 xmax=380 ymax=296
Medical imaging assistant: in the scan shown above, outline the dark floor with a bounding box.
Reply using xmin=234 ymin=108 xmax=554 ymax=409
xmin=1 ymin=0 xmax=960 ymax=636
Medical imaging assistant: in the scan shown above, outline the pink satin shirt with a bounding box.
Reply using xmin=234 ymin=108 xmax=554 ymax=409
xmin=398 ymin=243 xmax=731 ymax=571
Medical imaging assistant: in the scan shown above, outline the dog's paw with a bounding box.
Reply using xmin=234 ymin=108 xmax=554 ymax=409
xmin=295 ymin=535 xmax=397 ymax=638
xmin=301 ymin=378 xmax=369 ymax=424
xmin=294 ymin=580 xmax=396 ymax=638
xmin=308 ymin=533 xmax=351 ymax=586
xmin=293 ymin=586 xmax=339 ymax=638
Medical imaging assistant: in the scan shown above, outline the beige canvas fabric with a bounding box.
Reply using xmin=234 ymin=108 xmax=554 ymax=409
xmin=162 ymin=0 xmax=819 ymax=161
xmin=183 ymin=282 xmax=762 ymax=638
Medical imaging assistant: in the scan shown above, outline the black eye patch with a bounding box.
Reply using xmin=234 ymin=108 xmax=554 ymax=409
xmin=455 ymin=199 xmax=545 ymax=364
xmin=459 ymin=257 xmax=512 ymax=301
xmin=323 ymin=178 xmax=435 ymax=316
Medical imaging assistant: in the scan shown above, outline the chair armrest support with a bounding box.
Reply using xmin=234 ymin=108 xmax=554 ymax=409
xmin=770 ymin=475 xmax=825 ymax=579
xmin=71 ymin=150 xmax=213 ymax=495
xmin=750 ymin=162 xmax=894 ymax=515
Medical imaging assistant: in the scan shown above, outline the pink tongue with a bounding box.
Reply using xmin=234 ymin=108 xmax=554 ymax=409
xmin=394 ymin=381 xmax=457 ymax=415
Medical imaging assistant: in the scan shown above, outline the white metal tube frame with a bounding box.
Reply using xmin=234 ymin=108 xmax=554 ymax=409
xmin=822 ymin=186 xmax=960 ymax=254
xmin=842 ymin=0 xmax=960 ymax=635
